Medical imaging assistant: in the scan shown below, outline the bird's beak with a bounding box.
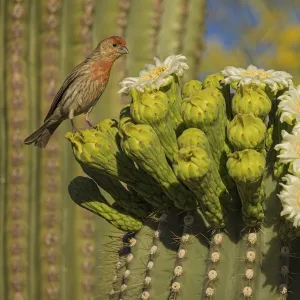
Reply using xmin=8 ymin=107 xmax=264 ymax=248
xmin=119 ymin=45 xmax=129 ymax=54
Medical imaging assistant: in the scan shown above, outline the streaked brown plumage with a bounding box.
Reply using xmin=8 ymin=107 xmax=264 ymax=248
xmin=24 ymin=36 xmax=128 ymax=148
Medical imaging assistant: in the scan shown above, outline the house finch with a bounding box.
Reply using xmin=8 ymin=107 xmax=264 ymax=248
xmin=24 ymin=36 xmax=129 ymax=148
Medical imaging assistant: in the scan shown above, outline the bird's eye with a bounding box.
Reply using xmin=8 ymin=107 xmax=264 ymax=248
xmin=112 ymin=43 xmax=117 ymax=47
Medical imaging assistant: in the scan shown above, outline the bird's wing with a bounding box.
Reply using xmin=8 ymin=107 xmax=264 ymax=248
xmin=44 ymin=61 xmax=87 ymax=121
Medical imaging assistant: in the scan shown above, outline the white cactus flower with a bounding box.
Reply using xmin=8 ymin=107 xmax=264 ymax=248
xmin=278 ymin=174 xmax=300 ymax=227
xmin=221 ymin=65 xmax=292 ymax=92
xmin=278 ymin=85 xmax=300 ymax=124
xmin=119 ymin=55 xmax=189 ymax=94
xmin=275 ymin=123 xmax=300 ymax=164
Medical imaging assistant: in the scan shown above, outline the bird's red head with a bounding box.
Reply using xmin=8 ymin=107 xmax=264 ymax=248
xmin=96 ymin=36 xmax=129 ymax=60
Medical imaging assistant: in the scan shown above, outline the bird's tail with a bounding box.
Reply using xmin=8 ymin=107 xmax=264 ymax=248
xmin=24 ymin=120 xmax=61 ymax=148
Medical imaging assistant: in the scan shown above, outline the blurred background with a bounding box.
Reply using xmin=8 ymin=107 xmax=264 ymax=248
xmin=0 ymin=0 xmax=299 ymax=299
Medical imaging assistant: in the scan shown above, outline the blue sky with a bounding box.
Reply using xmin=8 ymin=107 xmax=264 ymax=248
xmin=204 ymin=0 xmax=299 ymax=49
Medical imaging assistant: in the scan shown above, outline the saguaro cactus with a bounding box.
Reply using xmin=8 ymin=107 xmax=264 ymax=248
xmin=0 ymin=1 xmax=206 ymax=300
xmin=68 ymin=59 xmax=300 ymax=300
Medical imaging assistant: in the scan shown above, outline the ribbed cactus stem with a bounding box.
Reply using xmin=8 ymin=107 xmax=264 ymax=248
xmin=119 ymin=220 xmax=156 ymax=299
xmin=0 ymin=0 xmax=6 ymax=298
xmin=6 ymin=1 xmax=30 ymax=300
xmin=157 ymin=0 xmax=186 ymax=57
xmin=125 ymin=0 xmax=154 ymax=76
xmin=141 ymin=213 xmax=183 ymax=300
xmin=170 ymin=211 xmax=209 ymax=300
xmin=92 ymin=0 xmax=127 ymax=118
xmin=139 ymin=214 xmax=167 ymax=300
xmin=181 ymin=0 xmax=206 ymax=80
xmin=28 ymin=0 xmax=41 ymax=298
xmin=202 ymin=230 xmax=233 ymax=299
xmin=130 ymin=88 xmax=178 ymax=160
xmin=96 ymin=230 xmax=126 ymax=300
xmin=151 ymin=0 xmax=163 ymax=57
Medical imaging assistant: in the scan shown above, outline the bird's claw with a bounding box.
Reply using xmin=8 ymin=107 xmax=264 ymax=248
xmin=72 ymin=127 xmax=84 ymax=137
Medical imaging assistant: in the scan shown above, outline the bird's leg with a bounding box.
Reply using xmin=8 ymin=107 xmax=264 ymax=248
xmin=69 ymin=109 xmax=81 ymax=134
xmin=85 ymin=106 xmax=95 ymax=128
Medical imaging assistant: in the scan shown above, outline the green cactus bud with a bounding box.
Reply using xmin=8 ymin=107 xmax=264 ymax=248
xmin=159 ymin=77 xmax=185 ymax=134
xmin=227 ymin=114 xmax=266 ymax=150
xmin=203 ymin=72 xmax=224 ymax=89
xmin=119 ymin=104 xmax=138 ymax=130
xmin=66 ymin=120 xmax=171 ymax=208
xmin=273 ymin=161 xmax=288 ymax=180
xmin=130 ymin=89 xmax=178 ymax=160
xmin=65 ymin=120 xmax=134 ymax=179
xmin=68 ymin=176 xmax=142 ymax=232
xmin=227 ymin=149 xmax=265 ymax=183
xmin=120 ymin=122 xmax=197 ymax=210
xmin=177 ymin=128 xmax=210 ymax=153
xmin=227 ymin=149 xmax=266 ymax=226
xmin=181 ymin=80 xmax=203 ymax=99
xmin=181 ymin=87 xmax=226 ymax=164
xmin=232 ymin=85 xmax=271 ymax=120
xmin=203 ymin=72 xmax=232 ymax=119
xmin=173 ymin=147 xmax=226 ymax=228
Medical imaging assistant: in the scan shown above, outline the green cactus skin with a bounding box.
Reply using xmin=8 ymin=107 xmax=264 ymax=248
xmin=156 ymin=0 xmax=205 ymax=80
xmin=120 ymin=122 xmax=198 ymax=210
xmin=69 ymin=177 xmax=142 ymax=232
xmin=181 ymin=87 xmax=227 ymax=164
xmin=5 ymin=1 xmax=30 ymax=300
xmin=82 ymin=166 xmax=150 ymax=219
xmin=130 ymin=89 xmax=178 ymax=160
xmin=66 ymin=120 xmax=172 ymax=208
xmin=227 ymin=150 xmax=266 ymax=226
xmin=232 ymin=85 xmax=272 ymax=121
xmin=181 ymin=80 xmax=203 ymax=99
xmin=157 ymin=0 xmax=187 ymax=59
xmin=181 ymin=0 xmax=206 ymax=80
xmin=173 ymin=147 xmax=226 ymax=227
xmin=120 ymin=213 xmax=182 ymax=300
xmin=0 ymin=0 xmax=6 ymax=298
xmin=125 ymin=0 xmax=154 ymax=77
xmin=227 ymin=114 xmax=267 ymax=151
xmin=96 ymin=227 xmax=126 ymax=300
xmin=74 ymin=2 xmax=98 ymax=299
xmin=170 ymin=212 xmax=209 ymax=300
xmin=92 ymin=0 xmax=127 ymax=118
